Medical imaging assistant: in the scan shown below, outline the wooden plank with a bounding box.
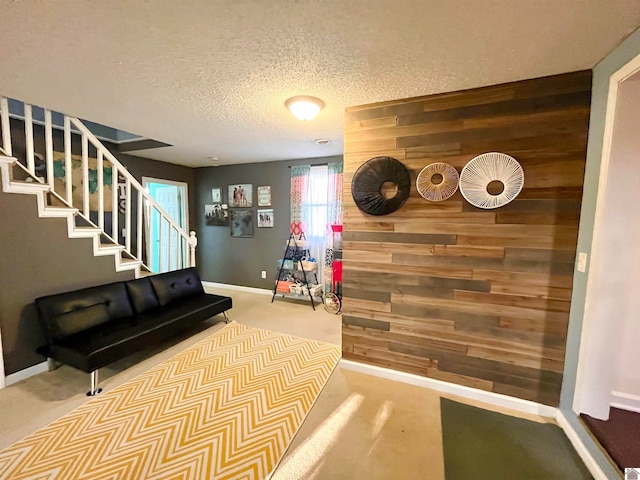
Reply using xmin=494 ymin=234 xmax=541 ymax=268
xmin=343 ymin=297 xmax=392 ymax=313
xmin=496 ymin=211 xmax=581 ymax=225
xmin=436 ymin=351 xmax=564 ymax=386
xmin=344 ymin=116 xmax=397 ymax=132
xmin=352 ymin=345 xmax=437 ymax=369
xmin=433 ymin=245 xmax=505 ymax=258
xmin=342 ymin=351 xmax=433 ymax=378
xmin=345 ymin=120 xmax=463 ymax=143
xmin=393 ymin=253 xmax=504 ymax=271
xmin=453 ymin=290 xmax=571 ymax=313
xmin=456 ymin=235 xmax=578 ymax=250
xmin=342 ymin=250 xmax=392 ymax=263
xmin=490 ymin=281 xmax=573 ymax=301
xmin=393 ymin=222 xmax=578 ymax=238
xmin=391 ymin=302 xmax=500 ymax=327
xmin=343 ymin=315 xmax=390 ymax=331
xmin=391 ymin=293 xmax=568 ymax=325
xmin=472 ymin=269 xmax=574 ymax=288
xmin=499 ymin=316 xmax=570 ymax=337
xmin=342 ymin=287 xmax=392 ymax=302
xmin=345 ymin=102 xmax=424 ymax=122
xmin=504 ymin=248 xmax=576 ymax=263
xmin=454 ymin=322 xmax=567 ymax=350
xmin=342 ymin=231 xmax=457 ymax=244
xmin=343 ymin=280 xmax=453 ymax=300
xmin=340 ymin=306 xmax=455 ymax=333
xmin=343 ymin=261 xmax=474 ymax=280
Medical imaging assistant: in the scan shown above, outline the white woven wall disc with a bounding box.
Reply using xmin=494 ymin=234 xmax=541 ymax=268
xmin=459 ymin=152 xmax=524 ymax=209
xmin=416 ymin=162 xmax=459 ymax=202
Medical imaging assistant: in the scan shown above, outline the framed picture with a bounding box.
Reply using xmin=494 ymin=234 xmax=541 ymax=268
xmin=257 ymin=209 xmax=274 ymax=228
xmin=230 ymin=209 xmax=253 ymax=237
xmin=257 ymin=186 xmax=271 ymax=206
xmin=228 ymin=184 xmax=252 ymax=207
xmin=205 ymin=203 xmax=229 ymax=226
xmin=211 ymin=188 xmax=222 ymax=203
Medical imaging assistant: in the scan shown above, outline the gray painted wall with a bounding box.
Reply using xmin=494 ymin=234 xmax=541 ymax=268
xmin=560 ymin=26 xmax=640 ymax=479
xmin=0 ymin=189 xmax=134 ymax=375
xmin=194 ymin=156 xmax=342 ymax=289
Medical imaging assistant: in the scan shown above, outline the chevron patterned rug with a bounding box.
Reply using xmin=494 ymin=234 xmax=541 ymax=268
xmin=0 ymin=323 xmax=341 ymax=480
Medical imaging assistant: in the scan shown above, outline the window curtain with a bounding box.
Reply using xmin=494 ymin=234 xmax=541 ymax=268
xmin=290 ymin=162 xmax=343 ymax=293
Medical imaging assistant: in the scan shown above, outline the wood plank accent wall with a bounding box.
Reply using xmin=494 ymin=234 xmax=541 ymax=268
xmin=342 ymin=71 xmax=591 ymax=406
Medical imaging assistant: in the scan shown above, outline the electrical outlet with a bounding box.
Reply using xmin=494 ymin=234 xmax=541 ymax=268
xmin=261 ymin=270 xmax=267 ymax=279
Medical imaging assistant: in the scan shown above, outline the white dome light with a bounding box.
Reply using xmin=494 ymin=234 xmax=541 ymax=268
xmin=285 ymin=96 xmax=325 ymax=121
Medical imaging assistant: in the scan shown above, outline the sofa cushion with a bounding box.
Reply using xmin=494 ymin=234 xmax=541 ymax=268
xmin=150 ymin=267 xmax=204 ymax=307
xmin=36 ymin=282 xmax=134 ymax=342
xmin=125 ymin=277 xmax=160 ymax=314
xmin=50 ymin=303 xmax=110 ymax=341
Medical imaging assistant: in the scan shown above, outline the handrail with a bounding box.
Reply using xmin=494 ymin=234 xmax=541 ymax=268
xmin=68 ymin=119 xmax=189 ymax=240
xmin=0 ymin=96 xmax=197 ymax=273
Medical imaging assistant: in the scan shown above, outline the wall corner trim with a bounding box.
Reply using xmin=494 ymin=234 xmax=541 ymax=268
xmin=201 ymin=281 xmax=273 ymax=296
xmin=555 ymin=410 xmax=608 ymax=480
xmin=5 ymin=361 xmax=48 ymax=387
xmin=339 ymin=359 xmax=558 ymax=417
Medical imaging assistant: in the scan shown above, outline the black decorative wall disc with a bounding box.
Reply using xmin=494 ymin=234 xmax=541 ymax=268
xmin=351 ymin=156 xmax=411 ymax=215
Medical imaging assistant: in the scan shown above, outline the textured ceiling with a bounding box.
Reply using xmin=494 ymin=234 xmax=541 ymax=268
xmin=1 ymin=1 xmax=639 ymax=167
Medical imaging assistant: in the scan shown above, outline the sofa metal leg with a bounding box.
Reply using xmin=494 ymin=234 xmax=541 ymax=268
xmin=87 ymin=370 xmax=103 ymax=396
xmin=223 ymin=311 xmax=231 ymax=324
xmin=47 ymin=357 xmax=59 ymax=372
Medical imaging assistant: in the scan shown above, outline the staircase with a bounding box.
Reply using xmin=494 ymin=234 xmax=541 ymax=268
xmin=0 ymin=97 xmax=197 ymax=278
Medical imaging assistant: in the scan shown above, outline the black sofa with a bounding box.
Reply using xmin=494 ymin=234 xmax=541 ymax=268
xmin=35 ymin=267 xmax=232 ymax=395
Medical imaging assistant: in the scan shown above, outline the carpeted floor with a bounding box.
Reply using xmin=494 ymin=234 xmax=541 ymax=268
xmin=441 ymin=398 xmax=592 ymax=480
xmin=0 ymin=287 xmax=594 ymax=479
xmin=0 ymin=323 xmax=341 ymax=479
xmin=582 ymin=408 xmax=640 ymax=472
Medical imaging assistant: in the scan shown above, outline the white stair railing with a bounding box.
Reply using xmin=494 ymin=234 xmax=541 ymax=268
xmin=0 ymin=97 xmax=197 ymax=273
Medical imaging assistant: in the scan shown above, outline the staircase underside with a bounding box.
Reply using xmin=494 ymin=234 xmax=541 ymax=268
xmin=0 ymin=155 xmax=149 ymax=277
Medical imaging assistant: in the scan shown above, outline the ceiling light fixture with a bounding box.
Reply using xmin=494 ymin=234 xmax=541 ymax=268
xmin=285 ymin=96 xmax=325 ymax=121
xmin=315 ymin=138 xmax=331 ymax=145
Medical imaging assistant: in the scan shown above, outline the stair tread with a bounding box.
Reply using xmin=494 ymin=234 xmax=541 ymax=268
xmin=98 ymin=244 xmax=125 ymax=250
xmin=120 ymin=258 xmax=143 ymax=264
xmin=8 ymin=181 xmax=49 ymax=191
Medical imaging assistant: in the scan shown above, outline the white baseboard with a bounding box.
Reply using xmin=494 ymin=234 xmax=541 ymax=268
xmin=555 ymin=410 xmax=608 ymax=480
xmin=201 ymin=281 xmax=273 ymax=296
xmin=611 ymin=390 xmax=640 ymax=413
xmin=339 ymin=359 xmax=557 ymax=418
xmin=5 ymin=361 xmax=48 ymax=386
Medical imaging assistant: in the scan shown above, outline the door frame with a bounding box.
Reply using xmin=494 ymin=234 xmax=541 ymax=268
xmin=572 ymin=52 xmax=640 ymax=416
xmin=142 ymin=177 xmax=190 ymax=272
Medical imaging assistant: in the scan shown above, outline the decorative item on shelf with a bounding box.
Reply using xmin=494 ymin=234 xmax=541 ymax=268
xmin=459 ymin=152 xmax=524 ymax=209
xmin=416 ymin=162 xmax=459 ymax=201
xmin=298 ymin=257 xmax=318 ymax=272
xmin=228 ymin=184 xmax=252 ymax=207
xmin=351 ymin=156 xmax=411 ymax=215
xmin=257 ymin=186 xmax=271 ymax=206
xmin=276 ymin=281 xmax=294 ymax=293
xmin=257 ymin=209 xmax=274 ymax=228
